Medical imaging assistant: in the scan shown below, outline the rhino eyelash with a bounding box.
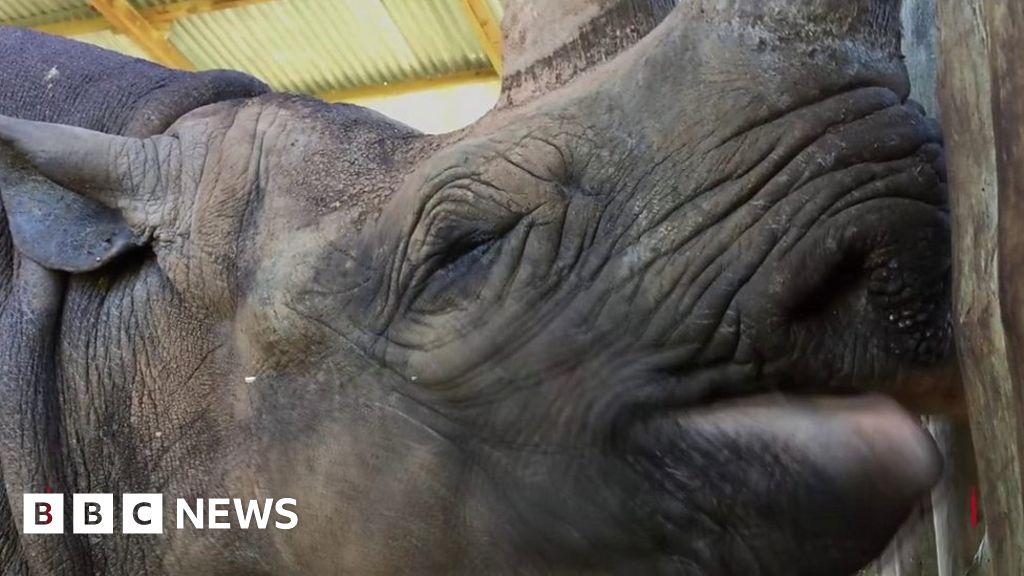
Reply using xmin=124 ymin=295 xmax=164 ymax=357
xmin=413 ymin=203 xmax=524 ymax=294
xmin=428 ymin=233 xmax=500 ymax=279
xmin=409 ymin=238 xmax=501 ymax=316
xmin=421 ymin=206 xmax=515 ymax=266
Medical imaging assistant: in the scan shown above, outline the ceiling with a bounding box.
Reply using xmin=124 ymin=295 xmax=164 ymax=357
xmin=0 ymin=0 xmax=506 ymax=132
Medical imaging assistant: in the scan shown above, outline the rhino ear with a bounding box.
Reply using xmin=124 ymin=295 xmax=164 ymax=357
xmin=0 ymin=114 xmax=173 ymax=273
xmin=0 ymin=152 xmax=143 ymax=273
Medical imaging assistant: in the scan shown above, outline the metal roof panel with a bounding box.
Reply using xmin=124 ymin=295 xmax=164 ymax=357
xmin=0 ymin=0 xmax=90 ymax=26
xmin=3 ymin=0 xmax=505 ymax=130
xmin=73 ymin=28 xmax=151 ymax=60
xmin=162 ymin=0 xmax=493 ymax=94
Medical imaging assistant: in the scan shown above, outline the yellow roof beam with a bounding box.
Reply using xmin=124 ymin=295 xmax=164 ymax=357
xmin=32 ymin=0 xmax=276 ymax=38
xmin=319 ymin=69 xmax=499 ymax=103
xmin=87 ymin=0 xmax=195 ymax=70
xmin=458 ymin=0 xmax=503 ymax=75
xmin=138 ymin=0 xmax=277 ymax=26
xmin=31 ymin=19 xmax=110 ymax=37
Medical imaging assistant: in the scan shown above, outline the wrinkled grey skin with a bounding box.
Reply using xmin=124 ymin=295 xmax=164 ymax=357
xmin=0 ymin=1 xmax=956 ymax=575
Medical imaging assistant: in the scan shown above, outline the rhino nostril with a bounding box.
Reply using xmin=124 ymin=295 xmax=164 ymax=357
xmin=786 ymin=251 xmax=868 ymax=322
xmin=869 ymin=258 xmax=905 ymax=295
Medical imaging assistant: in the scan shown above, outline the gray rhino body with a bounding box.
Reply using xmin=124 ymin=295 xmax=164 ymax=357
xmin=0 ymin=1 xmax=956 ymax=575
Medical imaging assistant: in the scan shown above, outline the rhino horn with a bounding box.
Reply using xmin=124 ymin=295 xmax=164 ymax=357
xmin=679 ymin=0 xmax=902 ymax=50
xmin=497 ymin=0 xmax=902 ymax=109
xmin=498 ymin=0 xmax=677 ymax=108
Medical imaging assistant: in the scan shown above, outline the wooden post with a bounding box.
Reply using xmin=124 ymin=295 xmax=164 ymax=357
xmin=929 ymin=421 xmax=985 ymax=575
xmin=899 ymin=3 xmax=988 ymax=575
xmin=937 ymin=0 xmax=1024 ymax=574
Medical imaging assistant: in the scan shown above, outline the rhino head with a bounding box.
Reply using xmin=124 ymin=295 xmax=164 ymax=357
xmin=0 ymin=1 xmax=956 ymax=574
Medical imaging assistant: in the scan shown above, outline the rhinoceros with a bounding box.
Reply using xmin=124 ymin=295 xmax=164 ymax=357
xmin=0 ymin=0 xmax=959 ymax=574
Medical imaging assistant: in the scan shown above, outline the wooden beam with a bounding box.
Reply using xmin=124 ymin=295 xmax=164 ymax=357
xmin=458 ymin=0 xmax=503 ymax=75
xmin=898 ymin=3 xmax=987 ymax=576
xmin=28 ymin=0 xmax=276 ymax=38
xmin=930 ymin=421 xmax=985 ymax=576
xmin=318 ymin=69 xmax=499 ymax=103
xmin=87 ymin=0 xmax=195 ymax=70
xmin=31 ymin=18 xmax=111 ymax=37
xmin=135 ymin=0 xmax=276 ymax=26
xmin=938 ymin=0 xmax=1024 ymax=574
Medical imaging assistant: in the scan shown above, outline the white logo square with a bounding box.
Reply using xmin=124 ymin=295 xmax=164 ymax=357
xmin=73 ymin=494 xmax=114 ymax=534
xmin=122 ymin=494 xmax=163 ymax=534
xmin=23 ymin=494 xmax=63 ymax=534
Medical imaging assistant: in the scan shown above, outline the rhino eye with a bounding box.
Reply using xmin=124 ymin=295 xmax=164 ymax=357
xmin=405 ymin=199 xmax=513 ymax=316
xmin=411 ymin=231 xmax=502 ymax=316
xmin=430 ymin=235 xmax=500 ymax=285
xmin=426 ymin=220 xmax=500 ymax=272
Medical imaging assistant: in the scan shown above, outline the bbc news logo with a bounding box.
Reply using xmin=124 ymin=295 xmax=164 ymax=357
xmin=23 ymin=494 xmax=298 ymax=534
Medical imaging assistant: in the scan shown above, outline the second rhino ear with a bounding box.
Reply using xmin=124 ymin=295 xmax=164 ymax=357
xmin=0 ymin=150 xmax=144 ymax=273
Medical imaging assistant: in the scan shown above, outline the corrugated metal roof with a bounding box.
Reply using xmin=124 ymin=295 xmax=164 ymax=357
xmin=72 ymin=28 xmax=150 ymax=59
xmin=1 ymin=0 xmax=505 ymax=131
xmin=0 ymin=0 xmax=91 ymax=25
xmin=1 ymin=0 xmax=502 ymax=93
xmin=484 ymin=0 xmax=502 ymax=19
xmin=163 ymin=0 xmax=491 ymax=94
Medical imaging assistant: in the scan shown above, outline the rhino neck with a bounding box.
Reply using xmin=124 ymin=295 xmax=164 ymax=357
xmin=0 ymin=231 xmax=27 ymax=572
xmin=498 ymin=0 xmax=676 ymax=109
xmin=0 ymin=260 xmax=92 ymax=574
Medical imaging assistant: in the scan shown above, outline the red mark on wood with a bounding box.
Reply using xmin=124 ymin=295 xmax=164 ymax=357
xmin=970 ymin=484 xmax=980 ymax=527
